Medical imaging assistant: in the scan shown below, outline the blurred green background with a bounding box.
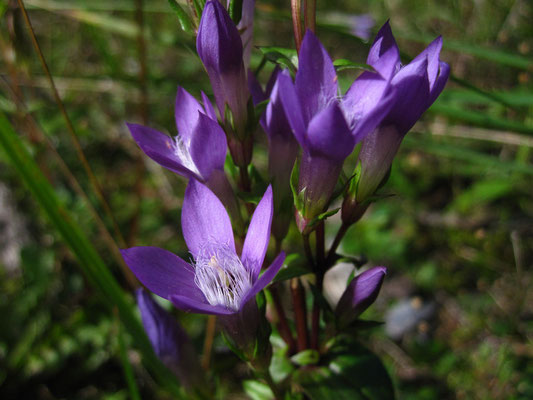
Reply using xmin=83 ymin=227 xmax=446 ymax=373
xmin=0 ymin=0 xmax=532 ymax=399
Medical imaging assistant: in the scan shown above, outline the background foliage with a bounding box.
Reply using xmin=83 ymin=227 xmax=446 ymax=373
xmin=0 ymin=0 xmax=532 ymax=398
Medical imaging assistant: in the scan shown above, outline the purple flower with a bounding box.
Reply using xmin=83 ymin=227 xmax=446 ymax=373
xmin=197 ymin=0 xmax=249 ymax=138
xmin=136 ymin=288 xmax=202 ymax=389
xmin=355 ymin=22 xmax=450 ymax=203
xmin=127 ymin=86 xmax=223 ymax=183
xmin=277 ymin=30 xmax=396 ymax=232
xmin=335 ymin=266 xmax=387 ymax=327
xmin=122 ymin=181 xmax=285 ymax=354
xmin=126 ymin=86 xmax=243 ymax=233
xmin=249 ymin=68 xmax=299 ymax=241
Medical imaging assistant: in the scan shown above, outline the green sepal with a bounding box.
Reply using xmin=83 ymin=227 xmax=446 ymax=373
xmin=252 ymin=291 xmax=273 ymax=368
xmin=305 ymin=207 xmax=340 ymax=232
xmin=290 ymin=157 xmax=305 ymax=213
xmin=221 ymin=329 xmax=248 ymax=362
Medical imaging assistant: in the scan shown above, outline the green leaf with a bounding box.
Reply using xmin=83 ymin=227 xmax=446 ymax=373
xmin=272 ymin=254 xmax=309 ymax=283
xmin=117 ymin=319 xmax=141 ymax=400
xmin=243 ymin=380 xmax=274 ymax=400
xmin=333 ymin=59 xmax=373 ymax=72
xmin=167 ymin=0 xmax=195 ymax=34
xmin=270 ymin=346 xmax=294 ymax=383
xmin=0 ymin=113 xmax=183 ymax=397
xmin=258 ymin=46 xmax=298 ymax=73
xmin=294 ymin=338 xmax=395 ymax=400
xmin=291 ymin=349 xmax=320 ymax=366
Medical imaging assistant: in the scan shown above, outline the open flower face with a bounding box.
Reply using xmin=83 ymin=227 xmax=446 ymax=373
xmin=126 ymin=87 xmax=226 ymax=183
xmin=121 ymin=181 xmax=285 ymax=315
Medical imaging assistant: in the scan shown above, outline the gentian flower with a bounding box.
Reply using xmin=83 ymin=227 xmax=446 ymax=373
xmin=136 ymin=288 xmax=202 ymax=390
xmin=277 ymin=30 xmax=396 ymax=233
xmin=197 ymin=0 xmax=250 ymax=148
xmin=122 ymin=181 xmax=285 ymax=356
xmin=335 ymin=266 xmax=386 ymax=328
xmin=126 ymin=86 xmax=243 ymax=233
xmin=249 ymin=68 xmax=299 ymax=241
xmin=350 ymin=22 xmax=450 ymax=206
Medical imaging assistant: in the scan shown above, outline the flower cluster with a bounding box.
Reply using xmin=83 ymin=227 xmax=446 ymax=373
xmin=121 ymin=1 xmax=449 ymax=395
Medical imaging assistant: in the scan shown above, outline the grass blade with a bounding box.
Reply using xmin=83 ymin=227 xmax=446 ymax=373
xmin=0 ymin=112 xmax=183 ymax=398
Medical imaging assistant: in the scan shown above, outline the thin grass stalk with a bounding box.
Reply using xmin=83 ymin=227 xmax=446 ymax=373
xmin=17 ymin=0 xmax=127 ymax=249
xmin=0 ymin=77 xmax=138 ymax=289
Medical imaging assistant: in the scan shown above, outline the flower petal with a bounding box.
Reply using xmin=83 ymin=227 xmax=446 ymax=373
xmin=241 ymin=185 xmax=273 ymax=280
xmin=248 ymin=70 xmax=267 ymax=105
xmin=343 ymin=71 xmax=396 ymax=142
xmin=305 ymin=102 xmax=354 ymax=161
xmin=170 ymin=294 xmax=234 ymax=315
xmin=197 ymin=0 xmax=248 ymax=124
xmin=182 ymin=179 xmax=235 ymax=257
xmin=264 ymin=74 xmax=293 ymax=142
xmin=121 ymin=246 xmax=204 ymax=301
xmin=367 ymin=21 xmax=400 ymax=79
xmin=240 ymin=251 xmax=285 ymax=307
xmin=295 ymin=30 xmax=338 ymax=123
xmin=175 ymin=87 xmax=204 ymax=142
xmin=335 ymin=266 xmax=387 ymax=324
xmin=197 ymin=1 xmax=243 ymax=75
xmin=190 ymin=113 xmax=227 ymax=179
xmin=412 ymin=36 xmax=443 ymax=89
xmin=387 ymin=56 xmax=430 ymax=135
xmin=126 ymin=123 xmax=200 ymax=180
xmin=201 ymin=91 xmax=218 ymax=121
xmin=429 ymin=61 xmax=450 ymax=105
xmin=277 ymin=70 xmax=308 ymax=149
xmin=136 ymin=288 xmax=183 ymax=359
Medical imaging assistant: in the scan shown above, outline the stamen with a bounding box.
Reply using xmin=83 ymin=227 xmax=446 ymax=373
xmin=173 ymin=135 xmax=201 ymax=177
xmin=193 ymin=243 xmax=252 ymax=311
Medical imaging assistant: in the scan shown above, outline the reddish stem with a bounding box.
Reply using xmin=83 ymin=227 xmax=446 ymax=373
xmin=291 ymin=0 xmax=303 ymax=52
xmin=291 ymin=278 xmax=308 ymax=351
